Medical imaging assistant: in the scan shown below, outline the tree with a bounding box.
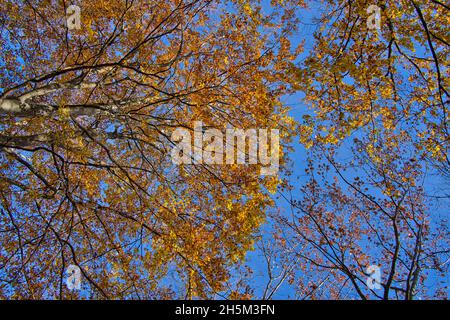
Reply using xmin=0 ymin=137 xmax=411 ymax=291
xmin=268 ymin=0 xmax=449 ymax=299
xmin=1 ymin=0 xmax=448 ymax=300
xmin=0 ymin=0 xmax=299 ymax=299
xmin=296 ymin=0 xmax=449 ymax=168
xmin=273 ymin=141 xmax=450 ymax=299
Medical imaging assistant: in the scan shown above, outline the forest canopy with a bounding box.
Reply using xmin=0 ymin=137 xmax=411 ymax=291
xmin=0 ymin=0 xmax=448 ymax=299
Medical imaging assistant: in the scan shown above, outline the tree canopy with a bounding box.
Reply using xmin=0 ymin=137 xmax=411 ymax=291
xmin=0 ymin=0 xmax=448 ymax=299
